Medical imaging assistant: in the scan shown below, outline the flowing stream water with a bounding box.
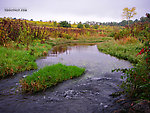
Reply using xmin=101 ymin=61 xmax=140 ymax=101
xmin=0 ymin=43 xmax=132 ymax=113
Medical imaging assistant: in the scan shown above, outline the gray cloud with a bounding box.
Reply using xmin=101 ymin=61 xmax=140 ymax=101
xmin=0 ymin=0 xmax=150 ymax=22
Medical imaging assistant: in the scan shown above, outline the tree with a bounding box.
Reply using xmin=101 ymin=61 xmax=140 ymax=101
xmin=84 ymin=23 xmax=90 ymax=28
xmin=53 ymin=21 xmax=57 ymax=27
xmin=134 ymin=19 xmax=138 ymax=23
xmin=146 ymin=13 xmax=150 ymax=18
xmin=77 ymin=22 xmax=83 ymax=28
xmin=119 ymin=20 xmax=128 ymax=26
xmin=122 ymin=7 xmax=137 ymax=25
xmin=59 ymin=21 xmax=71 ymax=28
xmin=140 ymin=16 xmax=150 ymax=22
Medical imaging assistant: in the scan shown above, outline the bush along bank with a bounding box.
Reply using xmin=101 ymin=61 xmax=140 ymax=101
xmin=112 ymin=40 xmax=150 ymax=113
xmin=20 ymin=63 xmax=85 ymax=93
xmin=118 ymin=40 xmax=150 ymax=100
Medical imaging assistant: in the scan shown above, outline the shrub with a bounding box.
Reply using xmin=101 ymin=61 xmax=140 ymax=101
xmin=93 ymin=24 xmax=99 ymax=29
xmin=77 ymin=22 xmax=83 ymax=28
xmin=113 ymin=59 xmax=150 ymax=100
xmin=59 ymin=21 xmax=71 ymax=28
xmin=109 ymin=32 xmax=115 ymax=37
xmin=114 ymin=21 xmax=150 ymax=40
xmin=84 ymin=23 xmax=90 ymax=28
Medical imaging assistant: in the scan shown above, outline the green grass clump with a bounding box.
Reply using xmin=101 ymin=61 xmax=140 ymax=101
xmin=20 ymin=63 xmax=85 ymax=93
xmin=0 ymin=41 xmax=52 ymax=79
xmin=28 ymin=41 xmax=52 ymax=58
xmin=97 ymin=40 xmax=143 ymax=64
xmin=0 ymin=46 xmax=37 ymax=78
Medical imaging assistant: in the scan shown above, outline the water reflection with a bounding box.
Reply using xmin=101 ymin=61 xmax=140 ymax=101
xmin=37 ymin=43 xmax=132 ymax=78
xmin=49 ymin=43 xmax=96 ymax=57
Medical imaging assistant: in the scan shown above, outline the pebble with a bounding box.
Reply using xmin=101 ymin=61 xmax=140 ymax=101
xmin=16 ymin=83 xmax=19 ymax=85
xmin=92 ymin=77 xmax=112 ymax=81
xmin=100 ymin=103 xmax=103 ymax=106
xmin=104 ymin=105 xmax=108 ymax=108
xmin=22 ymin=75 xmax=28 ymax=78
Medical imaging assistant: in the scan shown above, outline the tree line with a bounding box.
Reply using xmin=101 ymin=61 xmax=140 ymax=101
xmin=57 ymin=15 xmax=150 ymax=28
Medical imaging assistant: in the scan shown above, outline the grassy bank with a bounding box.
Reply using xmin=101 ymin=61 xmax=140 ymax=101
xmin=20 ymin=63 xmax=85 ymax=93
xmin=97 ymin=38 xmax=143 ymax=64
xmin=97 ymin=37 xmax=150 ymax=100
xmin=50 ymin=36 xmax=112 ymax=45
xmin=0 ymin=41 xmax=52 ymax=79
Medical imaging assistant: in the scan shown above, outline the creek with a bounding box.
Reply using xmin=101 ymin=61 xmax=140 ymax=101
xmin=0 ymin=43 xmax=132 ymax=113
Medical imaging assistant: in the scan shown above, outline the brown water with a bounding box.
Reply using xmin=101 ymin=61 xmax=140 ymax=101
xmin=0 ymin=43 xmax=132 ymax=113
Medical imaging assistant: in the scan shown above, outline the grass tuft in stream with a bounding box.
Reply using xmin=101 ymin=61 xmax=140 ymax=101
xmin=20 ymin=63 xmax=85 ymax=93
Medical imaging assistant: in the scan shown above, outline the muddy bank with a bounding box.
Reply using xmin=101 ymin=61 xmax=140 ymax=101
xmin=0 ymin=44 xmax=132 ymax=113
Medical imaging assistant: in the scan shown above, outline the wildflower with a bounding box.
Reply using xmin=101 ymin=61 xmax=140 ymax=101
xmin=136 ymin=48 xmax=145 ymax=56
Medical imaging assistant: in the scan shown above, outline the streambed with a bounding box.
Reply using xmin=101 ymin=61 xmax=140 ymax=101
xmin=0 ymin=43 xmax=132 ymax=113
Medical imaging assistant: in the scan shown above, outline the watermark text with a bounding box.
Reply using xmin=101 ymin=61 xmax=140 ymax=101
xmin=4 ymin=8 xmax=27 ymax=12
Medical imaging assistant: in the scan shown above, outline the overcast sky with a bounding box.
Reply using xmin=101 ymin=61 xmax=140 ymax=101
xmin=0 ymin=0 xmax=150 ymax=23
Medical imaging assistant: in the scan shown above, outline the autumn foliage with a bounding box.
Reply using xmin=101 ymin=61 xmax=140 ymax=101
xmin=0 ymin=18 xmax=101 ymax=47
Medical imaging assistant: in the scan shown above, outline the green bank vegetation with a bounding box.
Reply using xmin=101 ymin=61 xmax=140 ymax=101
xmin=98 ymin=37 xmax=143 ymax=64
xmin=98 ymin=13 xmax=150 ymax=100
xmin=0 ymin=41 xmax=52 ymax=79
